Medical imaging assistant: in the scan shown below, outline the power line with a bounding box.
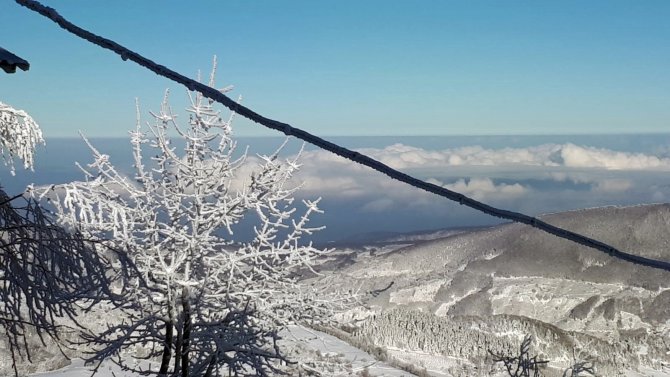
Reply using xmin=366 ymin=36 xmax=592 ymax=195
xmin=15 ymin=0 xmax=670 ymax=273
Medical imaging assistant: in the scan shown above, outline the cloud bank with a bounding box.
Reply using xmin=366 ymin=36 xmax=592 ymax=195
xmin=9 ymin=137 xmax=668 ymax=243
xmin=351 ymin=143 xmax=670 ymax=170
xmin=293 ymin=143 xmax=670 ymax=200
xmin=280 ymin=142 xmax=670 ymax=240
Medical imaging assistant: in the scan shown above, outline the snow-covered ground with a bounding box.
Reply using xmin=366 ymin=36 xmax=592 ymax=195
xmin=280 ymin=325 xmax=414 ymax=376
xmin=23 ymin=205 xmax=670 ymax=377
xmin=625 ymin=366 xmax=670 ymax=377
xmin=29 ymin=325 xmax=414 ymax=377
xmin=31 ymin=359 xmax=127 ymax=377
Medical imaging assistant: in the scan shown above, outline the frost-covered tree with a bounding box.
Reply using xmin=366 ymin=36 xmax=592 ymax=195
xmin=1 ymin=101 xmax=117 ymax=376
xmin=40 ymin=60 xmax=349 ymax=376
xmin=0 ymin=101 xmax=44 ymax=175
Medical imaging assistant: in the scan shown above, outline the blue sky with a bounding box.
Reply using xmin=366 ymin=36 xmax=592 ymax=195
xmin=1 ymin=1 xmax=669 ymax=137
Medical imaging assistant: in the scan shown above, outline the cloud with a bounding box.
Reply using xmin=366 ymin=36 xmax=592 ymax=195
xmin=301 ymin=175 xmax=367 ymax=198
xmin=271 ymin=142 xmax=670 ymax=240
xmin=344 ymin=143 xmax=670 ymax=171
xmin=293 ymin=147 xmax=533 ymax=213
xmin=292 ymin=143 xmax=670 ymax=201
xmin=558 ymin=144 xmax=670 ymax=170
xmin=652 ymin=190 xmax=666 ymax=202
xmin=361 ymin=198 xmax=395 ymax=212
xmin=427 ymin=177 xmax=528 ymax=201
xmin=591 ymin=179 xmax=633 ymax=193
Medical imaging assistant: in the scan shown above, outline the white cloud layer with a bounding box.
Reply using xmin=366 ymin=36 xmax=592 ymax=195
xmin=292 ymin=143 xmax=670 ymax=199
xmin=427 ymin=177 xmax=528 ymax=201
xmin=351 ymin=143 xmax=670 ymax=170
xmin=286 ymin=143 xmax=670 ymax=221
xmin=293 ymin=146 xmax=537 ymax=208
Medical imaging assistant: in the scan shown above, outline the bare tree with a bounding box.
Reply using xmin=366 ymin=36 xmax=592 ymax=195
xmin=0 ymin=190 xmax=120 ymax=375
xmin=40 ymin=60 xmax=351 ymax=376
xmin=562 ymin=346 xmax=598 ymax=377
xmin=490 ymin=335 xmax=600 ymax=377
xmin=489 ymin=335 xmax=549 ymax=377
xmin=562 ymin=360 xmax=597 ymax=377
xmin=1 ymin=101 xmax=119 ymax=376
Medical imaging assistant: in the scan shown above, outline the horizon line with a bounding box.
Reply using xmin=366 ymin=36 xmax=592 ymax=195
xmin=42 ymin=131 xmax=670 ymax=139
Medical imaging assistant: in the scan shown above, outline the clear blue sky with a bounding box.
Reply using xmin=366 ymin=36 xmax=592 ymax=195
xmin=1 ymin=1 xmax=669 ymax=137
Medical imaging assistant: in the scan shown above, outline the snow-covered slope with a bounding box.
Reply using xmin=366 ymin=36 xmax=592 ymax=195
xmin=7 ymin=204 xmax=670 ymax=376
xmin=322 ymin=203 xmax=670 ymax=376
xmin=28 ymin=326 xmax=415 ymax=377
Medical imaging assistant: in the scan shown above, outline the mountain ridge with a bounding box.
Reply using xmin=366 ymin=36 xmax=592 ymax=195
xmin=324 ymin=203 xmax=670 ymax=376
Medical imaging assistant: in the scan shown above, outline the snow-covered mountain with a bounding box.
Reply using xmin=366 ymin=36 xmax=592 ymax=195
xmin=5 ymin=204 xmax=670 ymax=376
xmin=321 ymin=203 xmax=670 ymax=376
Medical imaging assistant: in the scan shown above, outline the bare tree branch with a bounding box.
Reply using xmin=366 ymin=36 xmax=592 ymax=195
xmin=489 ymin=335 xmax=549 ymax=377
xmin=0 ymin=190 xmax=120 ymax=376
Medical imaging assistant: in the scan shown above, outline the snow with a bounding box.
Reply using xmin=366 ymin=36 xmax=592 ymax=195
xmin=31 ymin=359 xmax=129 ymax=377
xmin=29 ymin=326 xmax=414 ymax=377
xmin=385 ymin=348 xmax=454 ymax=377
xmin=389 ymin=280 xmax=444 ymax=304
xmin=279 ymin=325 xmax=414 ymax=376
xmin=625 ymin=366 xmax=670 ymax=377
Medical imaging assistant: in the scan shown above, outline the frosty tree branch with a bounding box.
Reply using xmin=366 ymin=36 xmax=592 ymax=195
xmin=0 ymin=195 xmax=119 ymax=374
xmin=0 ymin=101 xmax=44 ymax=175
xmin=16 ymin=0 xmax=670 ymax=272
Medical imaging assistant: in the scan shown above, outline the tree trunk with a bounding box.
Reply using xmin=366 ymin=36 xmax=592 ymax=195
xmin=173 ymin=319 xmax=183 ymax=375
xmin=158 ymin=318 xmax=174 ymax=376
xmin=181 ymin=287 xmax=191 ymax=377
xmin=203 ymin=354 xmax=217 ymax=377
